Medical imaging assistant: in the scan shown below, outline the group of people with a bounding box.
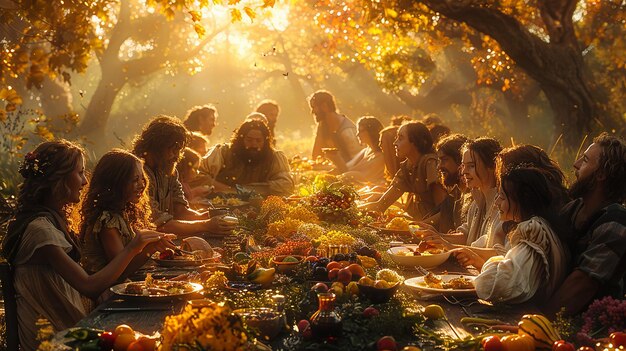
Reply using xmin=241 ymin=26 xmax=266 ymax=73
xmin=1 ymin=88 xmax=625 ymax=350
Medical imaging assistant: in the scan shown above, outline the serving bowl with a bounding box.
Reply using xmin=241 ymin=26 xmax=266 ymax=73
xmin=272 ymin=255 xmax=305 ymax=274
xmin=233 ymin=307 xmax=283 ymax=341
xmin=357 ymin=281 xmax=401 ymax=304
xmin=387 ymin=245 xmax=450 ymax=269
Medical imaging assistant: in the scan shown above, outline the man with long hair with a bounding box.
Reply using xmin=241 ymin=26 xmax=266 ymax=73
xmin=183 ymin=105 xmax=217 ymax=137
xmin=199 ymin=119 xmax=294 ymax=196
xmin=547 ymin=133 xmax=626 ymax=316
xmin=133 ymin=115 xmax=234 ymax=236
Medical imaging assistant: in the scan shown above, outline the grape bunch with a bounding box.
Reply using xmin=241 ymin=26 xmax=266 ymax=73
xmin=580 ymin=296 xmax=626 ymax=335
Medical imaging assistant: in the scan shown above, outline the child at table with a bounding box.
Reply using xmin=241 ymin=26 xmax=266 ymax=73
xmin=473 ymin=164 xmax=568 ymax=304
xmin=79 ymin=149 xmax=176 ymax=277
xmin=1 ymin=141 xmax=166 ymax=351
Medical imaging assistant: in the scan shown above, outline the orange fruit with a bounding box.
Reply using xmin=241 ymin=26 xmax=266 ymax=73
xmin=114 ymin=333 xmax=137 ymax=351
xmin=326 ymin=261 xmax=341 ymax=271
xmin=126 ymin=341 xmax=145 ymax=351
xmin=137 ymin=336 xmax=158 ymax=351
xmin=113 ymin=324 xmax=135 ymax=337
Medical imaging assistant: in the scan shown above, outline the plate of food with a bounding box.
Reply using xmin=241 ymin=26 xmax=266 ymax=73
xmin=154 ymin=237 xmax=221 ymax=267
xmin=210 ymin=196 xmax=250 ymax=208
xmin=404 ymin=273 xmax=476 ymax=295
xmin=387 ymin=243 xmax=450 ymax=268
xmin=369 ymin=217 xmax=419 ymax=236
xmin=111 ymin=276 xmax=203 ymax=300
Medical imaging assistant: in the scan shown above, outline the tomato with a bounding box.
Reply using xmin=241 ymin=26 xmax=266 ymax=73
xmin=552 ymin=340 xmax=575 ymax=351
xmin=126 ymin=341 xmax=145 ymax=351
xmin=99 ymin=331 xmax=116 ymax=351
xmin=481 ymin=335 xmax=504 ymax=351
xmin=137 ymin=336 xmax=157 ymax=351
xmin=610 ymin=332 xmax=626 ymax=348
xmin=113 ymin=324 xmax=134 ymax=338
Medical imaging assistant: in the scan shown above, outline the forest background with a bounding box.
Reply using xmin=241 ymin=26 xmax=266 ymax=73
xmin=1 ymin=0 xmax=625 ymax=200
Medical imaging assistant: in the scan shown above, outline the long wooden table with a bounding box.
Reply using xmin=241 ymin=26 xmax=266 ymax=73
xmin=75 ymin=257 xmax=535 ymax=345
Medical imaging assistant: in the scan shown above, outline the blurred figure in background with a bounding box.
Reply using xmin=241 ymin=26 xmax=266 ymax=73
xmin=177 ymin=148 xmax=211 ymax=202
xmin=183 ymin=105 xmax=217 ymax=138
xmin=309 ymin=90 xmax=363 ymax=163
xmin=188 ymin=131 xmax=210 ymax=156
xmin=255 ymin=99 xmax=280 ymax=142
xmin=325 ymin=116 xmax=386 ymax=185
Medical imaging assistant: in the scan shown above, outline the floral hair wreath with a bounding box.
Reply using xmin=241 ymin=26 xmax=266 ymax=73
xmin=18 ymin=151 xmax=51 ymax=179
xmin=501 ymin=162 xmax=538 ymax=176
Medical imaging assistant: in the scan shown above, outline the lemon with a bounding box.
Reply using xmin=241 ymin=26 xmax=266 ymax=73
xmin=423 ymin=304 xmax=446 ymax=319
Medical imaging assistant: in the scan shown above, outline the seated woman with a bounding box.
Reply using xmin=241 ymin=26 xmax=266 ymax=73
xmin=473 ymin=165 xmax=568 ymax=304
xmin=361 ymin=121 xmax=449 ymax=231
xmin=1 ymin=141 xmax=166 ymax=351
xmin=418 ymin=138 xmax=506 ymax=260
xmin=324 ymin=116 xmax=386 ymax=185
xmin=80 ymin=149 xmax=176 ymax=279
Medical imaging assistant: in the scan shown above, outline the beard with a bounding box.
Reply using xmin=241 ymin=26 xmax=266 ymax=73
xmin=241 ymin=147 xmax=263 ymax=165
xmin=441 ymin=170 xmax=460 ymax=187
xmin=569 ymin=172 xmax=598 ymax=199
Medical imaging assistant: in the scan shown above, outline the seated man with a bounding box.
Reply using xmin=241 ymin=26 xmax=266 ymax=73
xmin=309 ymin=90 xmax=363 ymax=163
xmin=199 ymin=119 xmax=294 ymax=196
xmin=547 ymin=133 xmax=626 ymax=316
xmin=435 ymin=133 xmax=469 ymax=232
xmin=183 ymin=105 xmax=217 ymax=138
xmin=133 ymin=116 xmax=234 ymax=237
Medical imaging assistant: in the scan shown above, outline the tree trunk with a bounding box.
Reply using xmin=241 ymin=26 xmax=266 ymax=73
xmin=77 ymin=68 xmax=125 ymax=145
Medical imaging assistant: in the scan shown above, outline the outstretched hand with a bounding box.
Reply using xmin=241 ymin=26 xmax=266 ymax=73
xmin=450 ymin=247 xmax=485 ymax=270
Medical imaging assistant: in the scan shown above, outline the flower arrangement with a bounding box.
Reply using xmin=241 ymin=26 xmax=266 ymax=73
xmin=297 ymin=223 xmax=326 ymax=239
xmin=160 ymin=302 xmax=248 ymax=351
xmin=266 ymin=218 xmax=303 ymax=240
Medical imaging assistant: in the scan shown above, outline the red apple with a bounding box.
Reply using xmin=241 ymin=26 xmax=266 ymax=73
xmin=377 ymin=336 xmax=397 ymax=351
xmin=363 ymin=306 xmax=380 ymax=318
xmin=337 ymin=267 xmax=352 ymax=285
xmin=328 ymin=268 xmax=340 ymax=281
xmin=297 ymin=320 xmax=310 ymax=334
xmin=311 ymin=282 xmax=328 ymax=293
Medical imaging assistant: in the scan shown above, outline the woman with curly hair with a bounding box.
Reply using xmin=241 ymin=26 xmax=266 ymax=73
xmin=1 ymin=140 xmax=165 ymax=351
xmin=79 ymin=149 xmax=176 ymax=279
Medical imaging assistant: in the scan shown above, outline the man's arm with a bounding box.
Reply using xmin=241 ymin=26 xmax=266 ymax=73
xmin=545 ymin=270 xmax=600 ymax=316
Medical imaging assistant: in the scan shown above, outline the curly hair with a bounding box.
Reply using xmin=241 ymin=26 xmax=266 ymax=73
xmin=231 ymin=119 xmax=273 ymax=151
xmin=402 ymin=121 xmax=434 ymax=154
xmin=496 ymin=144 xmax=569 ymax=207
xmin=16 ymin=140 xmax=85 ymax=213
xmin=79 ymin=149 xmax=153 ymax=242
xmin=132 ymin=115 xmax=189 ymax=159
xmin=183 ymin=105 xmax=216 ymax=132
xmin=593 ymin=133 xmax=626 ymax=203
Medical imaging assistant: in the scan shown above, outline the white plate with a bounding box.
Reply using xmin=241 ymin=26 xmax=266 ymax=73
xmin=387 ymin=246 xmax=450 ymax=268
xmin=404 ymin=274 xmax=476 ymax=295
xmin=110 ymin=281 xmax=203 ymax=301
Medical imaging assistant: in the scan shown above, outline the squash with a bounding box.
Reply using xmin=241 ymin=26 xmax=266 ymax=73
xmin=517 ymin=314 xmax=560 ymax=351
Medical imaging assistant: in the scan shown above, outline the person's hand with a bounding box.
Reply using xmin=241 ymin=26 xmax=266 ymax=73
xmin=127 ymin=231 xmax=174 ymax=254
xmin=414 ymin=227 xmax=440 ymax=239
xmin=421 ymin=235 xmax=454 ymax=250
xmin=139 ymin=231 xmax=177 ymax=256
xmin=450 ymin=247 xmax=485 ymax=270
xmin=204 ymin=215 xmax=237 ymax=234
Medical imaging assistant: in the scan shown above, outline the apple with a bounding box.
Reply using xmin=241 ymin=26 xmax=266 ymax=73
xmin=337 ymin=267 xmax=352 ymax=284
xmin=363 ymin=306 xmax=379 ymax=318
xmin=328 ymin=268 xmax=340 ymax=281
xmin=377 ymin=336 xmax=397 ymax=351
xmin=311 ymin=282 xmax=328 ymax=293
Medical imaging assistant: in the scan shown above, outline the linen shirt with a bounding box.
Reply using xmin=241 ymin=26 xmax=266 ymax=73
xmin=144 ymin=166 xmax=189 ymax=227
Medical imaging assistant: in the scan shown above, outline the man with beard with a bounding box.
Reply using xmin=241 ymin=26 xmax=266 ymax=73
xmin=199 ymin=119 xmax=294 ymax=196
xmin=309 ymin=90 xmax=363 ymax=163
xmin=255 ymin=100 xmax=280 ymax=142
xmin=133 ymin=116 xmax=235 ymax=237
xmin=435 ymin=134 xmax=469 ymax=232
xmin=546 ymin=133 xmax=626 ymax=316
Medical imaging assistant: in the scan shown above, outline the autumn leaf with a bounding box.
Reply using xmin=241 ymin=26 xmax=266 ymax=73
xmin=262 ymin=0 xmax=275 ymax=8
xmin=164 ymin=7 xmax=175 ymax=20
xmin=189 ymin=10 xmax=202 ymax=22
xmin=230 ymin=8 xmax=242 ymax=23
xmin=194 ymin=23 xmax=206 ymax=38
xmin=384 ymin=8 xmax=398 ymax=18
xmin=244 ymin=7 xmax=255 ymax=21
xmin=228 ymin=0 xmax=240 ymax=5
xmin=0 ymin=88 xmax=23 ymax=105
xmin=212 ymin=0 xmax=222 ymax=4
xmin=34 ymin=125 xmax=54 ymax=141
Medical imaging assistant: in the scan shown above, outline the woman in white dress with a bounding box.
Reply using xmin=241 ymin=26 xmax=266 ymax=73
xmin=1 ymin=140 xmax=166 ymax=351
xmin=473 ymin=164 xmax=568 ymax=304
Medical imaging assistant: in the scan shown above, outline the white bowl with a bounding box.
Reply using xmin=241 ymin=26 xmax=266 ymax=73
xmin=387 ymin=245 xmax=450 ymax=269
